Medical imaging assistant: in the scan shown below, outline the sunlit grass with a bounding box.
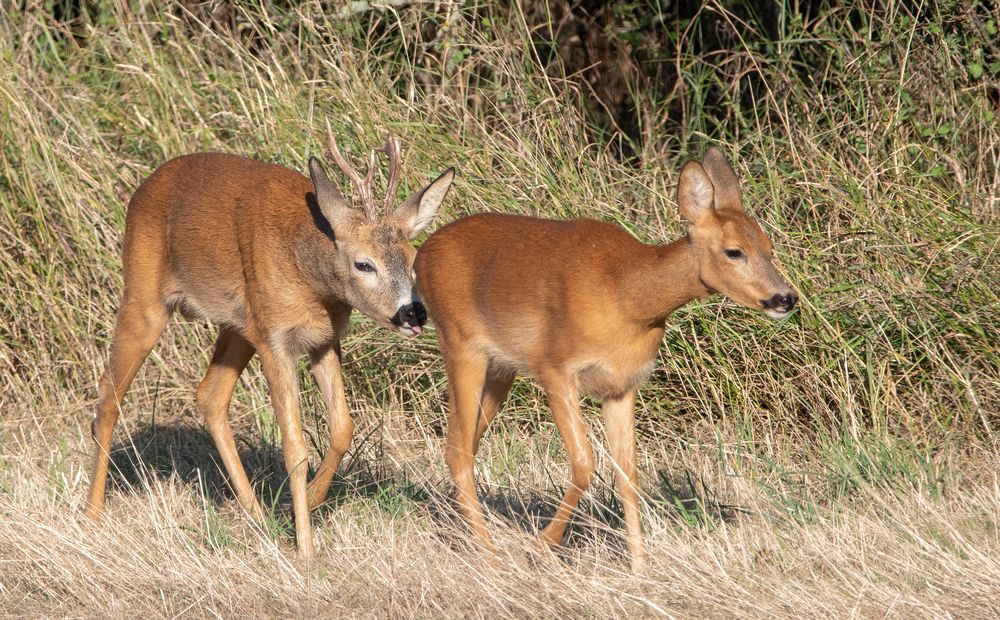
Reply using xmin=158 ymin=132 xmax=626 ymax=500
xmin=0 ymin=1 xmax=997 ymax=616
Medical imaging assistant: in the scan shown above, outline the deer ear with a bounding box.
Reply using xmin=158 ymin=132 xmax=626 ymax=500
xmin=678 ymin=161 xmax=716 ymax=227
xmin=309 ymin=156 xmax=353 ymax=230
xmin=394 ymin=167 xmax=455 ymax=239
xmin=701 ymin=147 xmax=744 ymax=213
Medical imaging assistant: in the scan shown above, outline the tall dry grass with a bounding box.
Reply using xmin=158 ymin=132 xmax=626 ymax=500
xmin=0 ymin=1 xmax=997 ymax=617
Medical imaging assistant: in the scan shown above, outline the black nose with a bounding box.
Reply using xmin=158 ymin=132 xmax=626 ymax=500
xmin=391 ymin=301 xmax=427 ymax=327
xmin=762 ymin=293 xmax=798 ymax=312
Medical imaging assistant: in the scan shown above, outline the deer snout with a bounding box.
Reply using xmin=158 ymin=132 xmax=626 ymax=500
xmin=761 ymin=292 xmax=797 ymax=317
xmin=391 ymin=301 xmax=428 ymax=335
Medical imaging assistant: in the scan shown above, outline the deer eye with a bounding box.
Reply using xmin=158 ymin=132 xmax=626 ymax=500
xmin=354 ymin=260 xmax=376 ymax=273
xmin=724 ymin=249 xmax=745 ymax=260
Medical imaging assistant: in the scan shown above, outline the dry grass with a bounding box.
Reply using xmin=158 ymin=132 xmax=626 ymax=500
xmin=1 ymin=1 xmax=998 ymax=617
xmin=2 ymin=402 xmax=998 ymax=617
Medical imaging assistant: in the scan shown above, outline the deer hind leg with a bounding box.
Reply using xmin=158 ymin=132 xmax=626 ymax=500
xmin=441 ymin=339 xmax=493 ymax=550
xmin=601 ymin=390 xmax=646 ymax=572
xmin=305 ymin=341 xmax=353 ymax=511
xmin=195 ymin=327 xmax=261 ymax=519
xmin=472 ymin=365 xmax=516 ymax=455
xmin=538 ymin=378 xmax=594 ymax=549
xmin=256 ymin=343 xmax=315 ymax=561
xmin=84 ymin=296 xmax=169 ymax=520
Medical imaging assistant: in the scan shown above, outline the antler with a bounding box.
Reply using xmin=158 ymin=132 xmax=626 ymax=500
xmin=324 ymin=120 xmax=407 ymax=218
xmin=325 ymin=118 xmax=378 ymax=217
xmin=380 ymin=132 xmax=403 ymax=214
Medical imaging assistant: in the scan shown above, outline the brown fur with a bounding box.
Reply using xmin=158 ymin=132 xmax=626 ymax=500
xmin=414 ymin=148 xmax=795 ymax=571
xmin=85 ymin=147 xmax=454 ymax=562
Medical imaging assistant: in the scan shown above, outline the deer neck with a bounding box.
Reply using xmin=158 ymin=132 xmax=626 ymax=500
xmin=292 ymin=220 xmax=350 ymax=304
xmin=625 ymin=236 xmax=710 ymax=326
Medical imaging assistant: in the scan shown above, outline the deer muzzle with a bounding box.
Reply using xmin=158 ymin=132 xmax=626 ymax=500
xmin=761 ymin=292 xmax=798 ymax=318
xmin=391 ymin=300 xmax=428 ymax=336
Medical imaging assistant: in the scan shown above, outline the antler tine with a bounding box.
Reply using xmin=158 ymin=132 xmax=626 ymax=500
xmin=325 ymin=118 xmax=375 ymax=214
xmin=381 ymin=132 xmax=403 ymax=214
xmin=363 ymin=149 xmax=377 ymax=218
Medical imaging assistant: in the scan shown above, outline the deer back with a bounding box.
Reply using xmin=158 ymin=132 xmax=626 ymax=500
xmin=122 ymin=140 xmax=454 ymax=351
xmin=414 ymin=148 xmax=795 ymax=398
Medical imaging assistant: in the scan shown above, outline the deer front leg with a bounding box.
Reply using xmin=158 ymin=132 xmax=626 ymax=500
xmin=472 ymin=366 xmax=516 ymax=455
xmin=305 ymin=341 xmax=353 ymax=510
xmin=256 ymin=344 xmax=314 ymax=561
xmin=601 ymin=390 xmax=646 ymax=572
xmin=538 ymin=378 xmax=594 ymax=548
xmin=442 ymin=340 xmax=493 ymax=551
xmin=196 ymin=328 xmax=262 ymax=519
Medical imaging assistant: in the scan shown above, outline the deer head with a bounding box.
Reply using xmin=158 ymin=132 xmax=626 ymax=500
xmin=678 ymin=147 xmax=797 ymax=318
xmin=308 ymin=122 xmax=454 ymax=335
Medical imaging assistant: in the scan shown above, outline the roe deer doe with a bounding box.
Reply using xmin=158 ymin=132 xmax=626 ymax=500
xmin=414 ymin=147 xmax=795 ymax=571
xmin=85 ymin=124 xmax=455 ymax=560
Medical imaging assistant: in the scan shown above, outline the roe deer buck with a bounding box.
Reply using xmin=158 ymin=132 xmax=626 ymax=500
xmin=85 ymin=123 xmax=455 ymax=561
xmin=414 ymin=147 xmax=796 ymax=571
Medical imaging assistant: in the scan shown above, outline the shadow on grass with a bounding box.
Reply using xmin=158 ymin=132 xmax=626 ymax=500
xmin=416 ymin=467 xmax=746 ymax=565
xmin=104 ymin=421 xmax=744 ymax=562
xmin=106 ymin=421 xmax=288 ymax=509
xmin=104 ymin=420 xmax=434 ymax=521
xmin=650 ymin=467 xmax=745 ymax=527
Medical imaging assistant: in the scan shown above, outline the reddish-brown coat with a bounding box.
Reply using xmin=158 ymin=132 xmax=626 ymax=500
xmin=85 ymin=142 xmax=454 ymax=562
xmin=415 ymin=148 xmax=796 ymax=571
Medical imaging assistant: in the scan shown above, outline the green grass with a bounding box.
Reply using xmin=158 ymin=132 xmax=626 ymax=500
xmin=0 ymin=1 xmax=998 ymax=617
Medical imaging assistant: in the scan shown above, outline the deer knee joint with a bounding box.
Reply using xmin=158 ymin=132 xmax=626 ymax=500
xmin=445 ymin=444 xmax=473 ymax=477
xmin=195 ymin=387 xmax=225 ymax=423
xmin=330 ymin=418 xmax=354 ymax=455
xmin=572 ymin=454 xmax=596 ymax=489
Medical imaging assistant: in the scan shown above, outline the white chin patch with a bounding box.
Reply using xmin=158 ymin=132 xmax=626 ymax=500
xmin=764 ymin=308 xmax=792 ymax=320
xmin=397 ymin=325 xmax=424 ymax=337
